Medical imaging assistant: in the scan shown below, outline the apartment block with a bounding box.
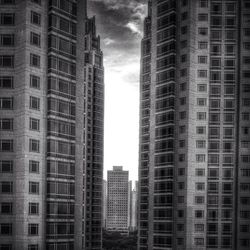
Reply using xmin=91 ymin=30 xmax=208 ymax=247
xmin=0 ymin=0 xmax=104 ymax=249
xmin=138 ymin=0 xmax=250 ymax=249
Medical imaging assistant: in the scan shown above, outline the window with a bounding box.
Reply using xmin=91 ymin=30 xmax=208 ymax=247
xmin=198 ymin=70 xmax=207 ymax=78
xmin=0 ymin=34 xmax=14 ymax=46
xmin=0 ymin=97 xmax=13 ymax=110
xmin=210 ymin=86 xmax=220 ymax=96
xmin=226 ymin=30 xmax=236 ymax=40
xmin=0 ymin=13 xmax=15 ymax=25
xmin=29 ymin=182 xmax=39 ymax=194
xmin=211 ymin=71 xmax=221 ymax=81
xmin=179 ymin=111 xmax=186 ymax=120
xmin=225 ymin=44 xmax=235 ymax=55
xmin=195 ymin=196 xmax=205 ymax=204
xmin=29 ymin=118 xmax=40 ymax=131
xmin=31 ymin=11 xmax=41 ymax=26
xmin=198 ymin=41 xmax=207 ymax=49
xmin=179 ymin=125 xmax=186 ymax=133
xmin=226 ymin=3 xmax=235 ymax=12
xmin=211 ymin=44 xmax=221 ymax=55
xmin=211 ymin=2 xmax=222 ymax=13
xmin=181 ymin=26 xmax=187 ymax=35
xmin=197 ymin=98 xmax=207 ymax=106
xmin=196 ymin=183 xmax=205 ymax=191
xmin=196 ymin=169 xmax=205 ymax=176
xmin=181 ymin=54 xmax=187 ymax=62
xmin=195 ymin=210 xmax=204 ymax=218
xmin=198 ymin=13 xmax=208 ymax=21
xmin=0 ymin=0 xmax=15 ymax=4
xmin=210 ymin=113 xmax=220 ymax=123
xmin=210 ymin=99 xmax=220 ymax=109
xmin=197 ymin=84 xmax=207 ymax=92
xmin=180 ymin=97 xmax=186 ymax=105
xmin=29 ymin=160 xmax=39 ymax=173
xmin=196 ymin=126 xmax=206 ymax=134
xmin=197 ymin=112 xmax=206 ymax=120
xmin=29 ymin=203 xmax=39 ymax=215
xmin=0 ymin=118 xmax=13 ymax=130
xmin=198 ymin=27 xmax=208 ymax=36
xmin=180 ymin=82 xmax=187 ymax=91
xmin=28 ymin=245 xmax=39 ymax=250
xmin=29 ymin=75 xmax=40 ymax=89
xmin=28 ymin=224 xmax=38 ymax=236
xmin=0 ymin=55 xmax=14 ymax=67
xmin=0 ymin=223 xmax=12 ymax=235
xmin=30 ymin=96 xmax=40 ymax=110
xmin=180 ymin=68 xmax=187 ymax=77
xmin=211 ymin=58 xmax=221 ymax=68
xmin=199 ymin=0 xmax=207 ymax=7
xmin=0 ymin=76 xmax=13 ymax=88
xmin=0 ymin=161 xmax=13 ymax=173
xmin=29 ymin=139 xmax=40 ymax=152
xmin=180 ymin=40 xmax=187 ymax=48
xmin=1 ymin=202 xmax=12 ymax=214
xmin=30 ymin=32 xmax=40 ymax=47
xmin=211 ymin=16 xmax=222 ymax=26
xmin=226 ymin=17 xmax=236 ymax=27
xmin=0 ymin=140 xmax=13 ymax=152
xmin=196 ymin=140 xmax=206 ymax=148
xmin=31 ymin=0 xmax=41 ymax=4
xmin=208 ymin=195 xmax=218 ymax=205
xmin=208 ymin=154 xmax=219 ymax=164
xmin=212 ymin=28 xmax=222 ymax=39
xmin=30 ymin=54 xmax=40 ymax=67
xmin=196 ymin=154 xmax=205 ymax=162
xmin=195 ymin=224 xmax=204 ymax=232
xmin=181 ymin=12 xmax=188 ymax=20
xmin=198 ymin=55 xmax=207 ymax=64
xmin=182 ymin=0 xmax=188 ymax=6
xmin=1 ymin=181 xmax=13 ymax=193
xmin=195 ymin=238 xmax=204 ymax=246
xmin=245 ymin=28 xmax=250 ymax=37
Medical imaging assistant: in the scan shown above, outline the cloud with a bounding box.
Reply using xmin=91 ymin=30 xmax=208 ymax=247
xmin=88 ymin=0 xmax=147 ymax=88
xmin=103 ymin=38 xmax=115 ymax=46
xmin=125 ymin=22 xmax=142 ymax=36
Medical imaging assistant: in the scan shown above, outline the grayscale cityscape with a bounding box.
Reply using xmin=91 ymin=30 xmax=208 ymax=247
xmin=0 ymin=0 xmax=250 ymax=249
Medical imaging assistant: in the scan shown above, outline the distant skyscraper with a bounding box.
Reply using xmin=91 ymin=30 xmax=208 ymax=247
xmin=0 ymin=1 xmax=104 ymax=250
xmin=129 ymin=182 xmax=138 ymax=232
xmin=107 ymin=166 xmax=129 ymax=234
xmin=102 ymin=179 xmax=107 ymax=228
xmin=138 ymin=0 xmax=250 ymax=249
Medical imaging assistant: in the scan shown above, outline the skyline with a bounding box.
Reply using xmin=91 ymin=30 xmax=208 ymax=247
xmin=89 ymin=0 xmax=147 ymax=181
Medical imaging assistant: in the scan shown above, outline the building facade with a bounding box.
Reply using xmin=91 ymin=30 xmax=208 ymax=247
xmin=102 ymin=179 xmax=107 ymax=228
xmin=138 ymin=0 xmax=250 ymax=249
xmin=83 ymin=16 xmax=104 ymax=250
xmin=129 ymin=182 xmax=138 ymax=232
xmin=107 ymin=166 xmax=129 ymax=234
xmin=0 ymin=0 xmax=104 ymax=250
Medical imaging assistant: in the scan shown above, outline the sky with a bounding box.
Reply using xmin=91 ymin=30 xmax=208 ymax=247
xmin=88 ymin=0 xmax=147 ymax=182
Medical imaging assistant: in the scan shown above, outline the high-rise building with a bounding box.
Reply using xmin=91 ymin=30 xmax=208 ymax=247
xmin=83 ymin=16 xmax=104 ymax=250
xmin=102 ymin=179 xmax=107 ymax=228
xmin=129 ymin=182 xmax=138 ymax=232
xmin=107 ymin=166 xmax=129 ymax=234
xmin=0 ymin=1 xmax=104 ymax=250
xmin=138 ymin=0 xmax=250 ymax=249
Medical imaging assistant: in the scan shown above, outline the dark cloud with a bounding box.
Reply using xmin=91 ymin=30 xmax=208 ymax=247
xmin=88 ymin=0 xmax=147 ymax=86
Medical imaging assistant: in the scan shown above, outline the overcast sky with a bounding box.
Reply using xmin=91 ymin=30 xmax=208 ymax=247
xmin=88 ymin=0 xmax=147 ymax=182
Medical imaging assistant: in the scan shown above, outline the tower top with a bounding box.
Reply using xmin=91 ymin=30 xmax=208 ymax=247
xmin=113 ymin=166 xmax=123 ymax=171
